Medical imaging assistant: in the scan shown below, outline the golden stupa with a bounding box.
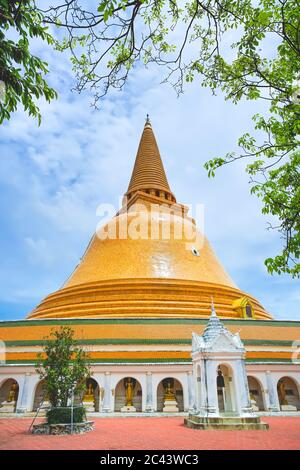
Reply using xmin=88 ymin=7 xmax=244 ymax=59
xmin=28 ymin=118 xmax=272 ymax=321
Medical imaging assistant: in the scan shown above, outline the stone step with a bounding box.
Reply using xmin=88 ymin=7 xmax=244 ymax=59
xmin=184 ymin=418 xmax=269 ymax=430
xmin=184 ymin=417 xmax=269 ymax=430
xmin=187 ymin=414 xmax=262 ymax=424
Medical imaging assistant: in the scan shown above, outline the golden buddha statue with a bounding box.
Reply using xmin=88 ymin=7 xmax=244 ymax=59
xmin=278 ymin=381 xmax=288 ymax=406
xmin=125 ymin=378 xmax=134 ymax=407
xmin=7 ymin=382 xmax=18 ymax=403
xmin=83 ymin=382 xmax=94 ymax=402
xmin=164 ymin=382 xmax=176 ymax=402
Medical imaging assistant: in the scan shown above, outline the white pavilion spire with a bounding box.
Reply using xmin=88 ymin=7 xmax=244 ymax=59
xmin=210 ymin=297 xmax=217 ymax=317
xmin=202 ymin=299 xmax=225 ymax=343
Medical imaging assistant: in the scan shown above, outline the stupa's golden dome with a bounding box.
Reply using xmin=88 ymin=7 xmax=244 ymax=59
xmin=28 ymin=119 xmax=272 ymax=320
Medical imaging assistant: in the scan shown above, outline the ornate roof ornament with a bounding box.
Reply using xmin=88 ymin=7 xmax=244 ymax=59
xmin=192 ymin=300 xmax=245 ymax=352
xmin=202 ymin=298 xmax=226 ymax=343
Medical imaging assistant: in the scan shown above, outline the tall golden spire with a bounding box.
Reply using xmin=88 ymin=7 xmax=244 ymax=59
xmin=27 ymin=115 xmax=272 ymax=321
xmin=125 ymin=116 xmax=176 ymax=203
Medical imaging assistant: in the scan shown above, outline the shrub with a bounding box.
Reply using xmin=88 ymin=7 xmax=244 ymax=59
xmin=46 ymin=405 xmax=86 ymax=424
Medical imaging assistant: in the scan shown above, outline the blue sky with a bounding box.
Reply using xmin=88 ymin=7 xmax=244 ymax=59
xmin=0 ymin=30 xmax=299 ymax=322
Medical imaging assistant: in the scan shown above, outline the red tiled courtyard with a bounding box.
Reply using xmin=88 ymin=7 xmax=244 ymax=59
xmin=0 ymin=417 xmax=300 ymax=450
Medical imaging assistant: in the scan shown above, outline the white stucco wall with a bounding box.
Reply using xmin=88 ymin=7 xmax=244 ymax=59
xmin=0 ymin=363 xmax=299 ymax=413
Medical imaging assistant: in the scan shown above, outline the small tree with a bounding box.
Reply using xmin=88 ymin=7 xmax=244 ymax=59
xmin=36 ymin=326 xmax=91 ymax=409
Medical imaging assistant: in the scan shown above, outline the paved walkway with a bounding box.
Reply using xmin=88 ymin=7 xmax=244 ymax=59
xmin=0 ymin=417 xmax=300 ymax=450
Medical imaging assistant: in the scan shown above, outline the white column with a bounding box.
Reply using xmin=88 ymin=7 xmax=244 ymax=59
xmin=200 ymin=360 xmax=207 ymax=413
xmin=187 ymin=371 xmax=195 ymax=412
xmin=102 ymin=372 xmax=111 ymax=412
xmin=265 ymin=371 xmax=280 ymax=411
xmin=16 ymin=373 xmax=36 ymax=413
xmin=145 ymin=372 xmax=154 ymax=412
xmin=16 ymin=374 xmax=28 ymax=412
xmin=182 ymin=374 xmax=189 ymax=412
xmin=93 ymin=374 xmax=103 ymax=412
xmin=234 ymin=359 xmax=253 ymax=416
xmin=194 ymin=362 xmax=201 ymax=413
xmin=200 ymin=359 xmax=218 ymax=416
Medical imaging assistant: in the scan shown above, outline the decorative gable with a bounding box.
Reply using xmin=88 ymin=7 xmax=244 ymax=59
xmin=192 ymin=301 xmax=245 ymax=355
xmin=209 ymin=330 xmax=244 ymax=352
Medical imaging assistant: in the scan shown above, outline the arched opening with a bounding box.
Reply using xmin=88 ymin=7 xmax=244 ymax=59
xmin=0 ymin=378 xmax=19 ymax=413
xmin=232 ymin=297 xmax=255 ymax=319
xmin=32 ymin=379 xmax=49 ymax=412
xmin=277 ymin=377 xmax=300 ymax=411
xmin=114 ymin=377 xmax=142 ymax=412
xmin=247 ymin=376 xmax=265 ymax=411
xmin=81 ymin=378 xmax=100 ymax=412
xmin=156 ymin=378 xmax=184 ymax=412
xmin=216 ymin=365 xmax=236 ymax=414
